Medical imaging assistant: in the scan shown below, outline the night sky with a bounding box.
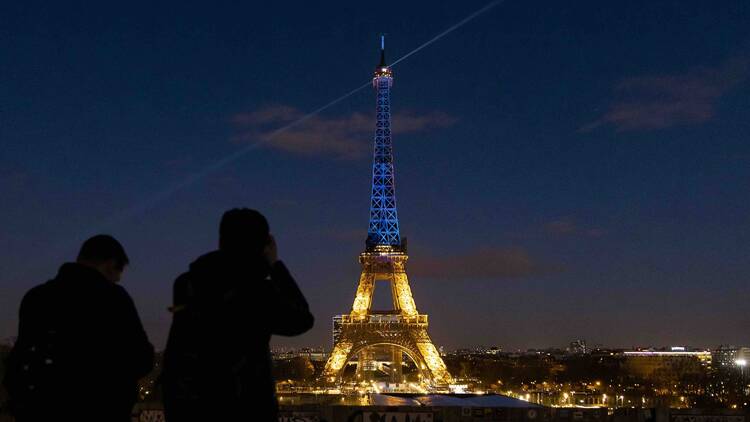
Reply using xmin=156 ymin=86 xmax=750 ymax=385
xmin=2 ymin=1 xmax=749 ymax=351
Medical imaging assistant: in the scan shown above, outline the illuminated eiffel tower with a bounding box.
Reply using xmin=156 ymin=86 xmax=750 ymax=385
xmin=321 ymin=37 xmax=453 ymax=389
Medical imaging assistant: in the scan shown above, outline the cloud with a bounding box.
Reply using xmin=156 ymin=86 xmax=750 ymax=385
xmin=581 ymin=55 xmax=749 ymax=132
xmin=230 ymin=106 xmax=457 ymax=159
xmin=230 ymin=105 xmax=301 ymax=126
xmin=409 ymin=247 xmax=562 ymax=280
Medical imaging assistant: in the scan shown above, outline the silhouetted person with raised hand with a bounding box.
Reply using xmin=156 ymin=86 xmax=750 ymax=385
xmin=3 ymin=235 xmax=155 ymax=422
xmin=161 ymin=208 xmax=314 ymax=421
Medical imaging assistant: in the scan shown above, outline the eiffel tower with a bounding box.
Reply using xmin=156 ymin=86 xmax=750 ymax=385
xmin=321 ymin=36 xmax=453 ymax=389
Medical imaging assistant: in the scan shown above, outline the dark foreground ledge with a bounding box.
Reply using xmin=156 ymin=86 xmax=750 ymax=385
xmin=126 ymin=403 xmax=750 ymax=422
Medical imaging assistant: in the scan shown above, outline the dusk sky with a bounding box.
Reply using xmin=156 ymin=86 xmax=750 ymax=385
xmin=1 ymin=1 xmax=749 ymax=351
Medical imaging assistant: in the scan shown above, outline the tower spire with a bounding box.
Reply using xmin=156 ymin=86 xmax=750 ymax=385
xmin=379 ymin=34 xmax=387 ymax=67
xmin=367 ymin=35 xmax=400 ymax=251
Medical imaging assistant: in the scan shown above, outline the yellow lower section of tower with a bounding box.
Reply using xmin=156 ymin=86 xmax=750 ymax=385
xmin=322 ymin=341 xmax=353 ymax=382
xmin=321 ymin=250 xmax=453 ymax=387
xmin=416 ymin=342 xmax=453 ymax=385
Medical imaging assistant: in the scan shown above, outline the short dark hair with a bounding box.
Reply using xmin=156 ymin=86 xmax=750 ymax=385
xmin=77 ymin=235 xmax=129 ymax=269
xmin=219 ymin=208 xmax=270 ymax=254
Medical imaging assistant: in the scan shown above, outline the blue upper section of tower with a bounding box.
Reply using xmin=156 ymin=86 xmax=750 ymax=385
xmin=366 ymin=36 xmax=402 ymax=251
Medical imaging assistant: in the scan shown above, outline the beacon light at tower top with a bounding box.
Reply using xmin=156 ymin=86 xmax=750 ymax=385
xmin=373 ymin=34 xmax=393 ymax=83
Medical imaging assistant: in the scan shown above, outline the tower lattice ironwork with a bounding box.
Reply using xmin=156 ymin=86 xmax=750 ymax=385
xmin=321 ymin=37 xmax=453 ymax=389
xmin=366 ymin=36 xmax=400 ymax=250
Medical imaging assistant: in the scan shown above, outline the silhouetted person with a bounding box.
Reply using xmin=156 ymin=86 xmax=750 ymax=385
xmin=161 ymin=208 xmax=314 ymax=421
xmin=3 ymin=235 xmax=155 ymax=422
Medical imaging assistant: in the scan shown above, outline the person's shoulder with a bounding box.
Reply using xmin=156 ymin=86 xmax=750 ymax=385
xmin=173 ymin=271 xmax=192 ymax=292
xmin=175 ymin=270 xmax=191 ymax=284
xmin=17 ymin=279 xmax=59 ymax=316
xmin=110 ymin=282 xmax=129 ymax=295
xmin=175 ymin=250 xmax=222 ymax=288
xmin=106 ymin=283 xmax=136 ymax=308
xmin=20 ymin=283 xmax=50 ymax=306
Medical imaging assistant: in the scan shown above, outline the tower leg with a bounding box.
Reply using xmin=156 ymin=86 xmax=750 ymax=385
xmin=393 ymin=273 xmax=417 ymax=316
xmin=321 ymin=341 xmax=353 ymax=384
xmin=415 ymin=339 xmax=452 ymax=386
xmin=391 ymin=347 xmax=402 ymax=384
xmin=351 ymin=272 xmax=376 ymax=317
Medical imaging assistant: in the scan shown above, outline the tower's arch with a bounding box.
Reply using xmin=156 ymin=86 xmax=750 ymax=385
xmin=342 ymin=342 xmax=430 ymax=385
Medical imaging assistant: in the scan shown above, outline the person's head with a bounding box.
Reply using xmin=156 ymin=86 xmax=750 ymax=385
xmin=76 ymin=234 xmax=129 ymax=283
xmin=219 ymin=208 xmax=270 ymax=255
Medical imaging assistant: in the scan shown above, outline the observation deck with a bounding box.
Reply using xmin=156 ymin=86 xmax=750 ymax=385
xmin=339 ymin=313 xmax=428 ymax=327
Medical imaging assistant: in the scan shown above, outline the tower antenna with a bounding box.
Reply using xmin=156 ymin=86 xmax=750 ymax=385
xmin=379 ymin=34 xmax=387 ymax=67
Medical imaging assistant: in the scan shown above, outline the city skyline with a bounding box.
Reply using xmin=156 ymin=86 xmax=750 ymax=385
xmin=1 ymin=1 xmax=749 ymax=351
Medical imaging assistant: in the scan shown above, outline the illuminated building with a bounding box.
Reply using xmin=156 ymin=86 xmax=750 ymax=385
xmin=712 ymin=346 xmax=750 ymax=370
xmin=623 ymin=350 xmax=711 ymax=382
xmin=320 ymin=36 xmax=453 ymax=389
xmin=332 ymin=315 xmax=343 ymax=345
xmin=569 ymin=339 xmax=588 ymax=355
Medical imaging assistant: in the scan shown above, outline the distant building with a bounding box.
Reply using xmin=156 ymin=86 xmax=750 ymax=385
xmin=712 ymin=345 xmax=750 ymax=370
xmin=473 ymin=345 xmax=503 ymax=355
xmin=272 ymin=347 xmax=328 ymax=362
xmin=623 ymin=350 xmax=711 ymax=382
xmin=332 ymin=315 xmax=343 ymax=347
xmin=569 ymin=339 xmax=588 ymax=354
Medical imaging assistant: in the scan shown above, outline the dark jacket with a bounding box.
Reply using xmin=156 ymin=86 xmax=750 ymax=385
xmin=3 ymin=263 xmax=155 ymax=421
xmin=161 ymin=251 xmax=314 ymax=422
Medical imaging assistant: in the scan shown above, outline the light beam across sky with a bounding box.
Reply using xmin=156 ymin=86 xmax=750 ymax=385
xmin=99 ymin=0 xmax=504 ymax=229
